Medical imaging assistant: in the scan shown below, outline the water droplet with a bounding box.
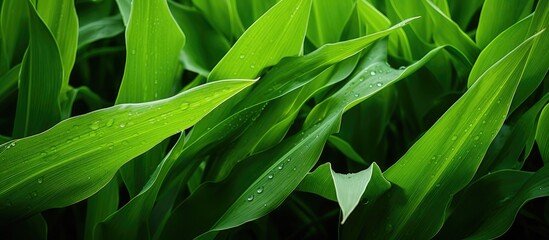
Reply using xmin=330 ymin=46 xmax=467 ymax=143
xmin=376 ymin=82 xmax=383 ymax=87
xmin=250 ymin=64 xmax=255 ymax=69
xmin=239 ymin=54 xmax=245 ymax=59
xmin=37 ymin=178 xmax=43 ymax=184
xmin=399 ymin=66 xmax=406 ymax=70
xmin=119 ymin=123 xmax=126 ymax=128
xmin=90 ymin=121 xmax=100 ymax=130
xmin=474 ymin=135 xmax=480 ymax=141
xmin=368 ymin=84 xmax=373 ymax=88
xmin=256 ymin=187 xmax=264 ymax=194
xmin=451 ymin=135 xmax=457 ymax=141
xmin=354 ymin=93 xmax=359 ymax=97
xmin=268 ymin=174 xmax=274 ymax=179
xmin=370 ymin=71 xmax=376 ymax=76
xmin=247 ymin=195 xmax=254 ymax=201
xmin=87 ymin=176 xmax=91 ymax=180
xmin=286 ymin=158 xmax=291 ymax=162
xmin=436 ymin=183 xmax=441 ymax=187
xmin=359 ymin=77 xmax=365 ymax=82
xmin=106 ymin=119 xmax=114 ymax=127
xmin=40 ymin=151 xmax=47 ymax=157
xmin=293 ymin=167 xmax=297 ymax=171
xmin=278 ymin=164 xmax=284 ymax=170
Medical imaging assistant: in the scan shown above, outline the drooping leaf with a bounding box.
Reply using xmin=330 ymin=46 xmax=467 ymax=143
xmin=297 ymin=162 xmax=390 ymax=223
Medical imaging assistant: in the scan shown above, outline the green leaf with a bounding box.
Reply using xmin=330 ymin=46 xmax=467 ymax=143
xmin=84 ymin=177 xmax=119 ymax=240
xmin=0 ymin=64 xmax=20 ymax=103
xmin=13 ymin=1 xmax=63 ymax=138
xmin=169 ymin=2 xmax=230 ymax=76
xmin=208 ymin=0 xmax=312 ymax=81
xmin=469 ymin=1 xmax=549 ymax=112
xmin=116 ymin=0 xmax=185 ymax=196
xmin=163 ymin=19 xmax=416 ymax=189
xmin=476 ymin=93 xmax=549 ymax=176
xmin=297 ymin=162 xmax=390 ymax=223
xmin=341 ymin=31 xmax=541 ymax=240
xmin=307 ymin=0 xmax=354 ymax=47
xmin=327 ymin=135 xmax=367 ymax=165
xmin=192 ymin=0 xmax=244 ymax=41
xmin=160 ymin=39 xmax=443 ymax=240
xmin=37 ymin=0 xmax=79 ymax=91
xmin=78 ymin=15 xmax=125 ymax=48
xmin=0 ymin=79 xmax=254 ymax=223
xmin=436 ymin=165 xmax=549 ymax=239
xmin=536 ymin=104 xmax=549 ymax=163
xmin=1 ymin=0 xmax=29 ymax=68
xmin=476 ymin=0 xmax=535 ymax=49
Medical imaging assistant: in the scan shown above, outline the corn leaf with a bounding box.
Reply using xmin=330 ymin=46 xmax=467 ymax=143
xmin=476 ymin=0 xmax=534 ymax=49
xmin=13 ymin=1 xmax=63 ymax=138
xmin=341 ymin=31 xmax=542 ymax=240
xmin=536 ymin=104 xmax=549 ymax=163
xmin=116 ymin=0 xmax=185 ymax=196
xmin=160 ymin=39 xmax=443 ymax=240
xmin=297 ymin=162 xmax=390 ymax=223
xmin=208 ymin=0 xmax=312 ymax=81
xmin=0 ymin=79 xmax=254 ymax=223
xmin=436 ymin=165 xmax=549 ymax=239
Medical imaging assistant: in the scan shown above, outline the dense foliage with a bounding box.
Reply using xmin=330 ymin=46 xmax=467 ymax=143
xmin=0 ymin=0 xmax=548 ymax=239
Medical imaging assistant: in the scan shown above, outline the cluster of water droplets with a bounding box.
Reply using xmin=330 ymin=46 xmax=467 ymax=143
xmin=246 ymin=157 xmax=294 ymax=204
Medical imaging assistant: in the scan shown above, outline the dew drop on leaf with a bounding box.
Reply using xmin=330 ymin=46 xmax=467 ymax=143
xmin=106 ymin=119 xmax=114 ymax=127
xmin=179 ymin=103 xmax=189 ymax=111
xmin=256 ymin=187 xmax=264 ymax=194
xmin=90 ymin=121 xmax=100 ymax=130
xmin=247 ymin=195 xmax=254 ymax=201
